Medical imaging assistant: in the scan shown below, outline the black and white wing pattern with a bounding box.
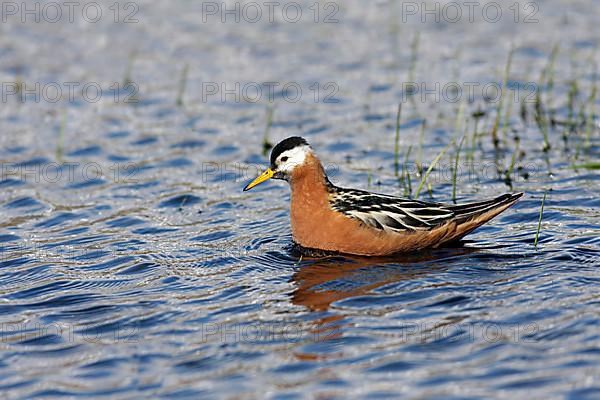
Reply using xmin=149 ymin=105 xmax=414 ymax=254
xmin=329 ymin=187 xmax=455 ymax=232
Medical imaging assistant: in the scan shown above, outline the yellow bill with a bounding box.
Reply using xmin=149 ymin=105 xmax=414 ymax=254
xmin=243 ymin=168 xmax=274 ymax=191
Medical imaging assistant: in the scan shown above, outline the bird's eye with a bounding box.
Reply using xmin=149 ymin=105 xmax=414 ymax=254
xmin=280 ymin=156 xmax=289 ymax=162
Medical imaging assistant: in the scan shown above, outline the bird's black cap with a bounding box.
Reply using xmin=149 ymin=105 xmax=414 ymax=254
xmin=270 ymin=136 xmax=309 ymax=167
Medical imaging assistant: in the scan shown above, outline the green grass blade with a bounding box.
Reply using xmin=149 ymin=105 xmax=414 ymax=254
xmin=262 ymin=106 xmax=274 ymax=156
xmin=394 ymin=103 xmax=402 ymax=177
xmin=452 ymin=136 xmax=465 ymax=202
xmin=402 ymin=145 xmax=412 ymax=197
xmin=176 ymin=63 xmax=189 ymax=107
xmin=414 ymin=142 xmax=452 ymax=199
xmin=491 ymin=47 xmax=513 ymax=147
xmin=534 ymin=191 xmax=547 ymax=249
xmin=416 ymin=119 xmax=426 ymax=174
xmin=571 ymin=162 xmax=600 ymax=170
xmin=56 ymin=110 xmax=66 ymax=163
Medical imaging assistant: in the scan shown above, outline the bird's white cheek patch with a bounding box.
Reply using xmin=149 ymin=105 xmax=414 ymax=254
xmin=278 ymin=147 xmax=310 ymax=173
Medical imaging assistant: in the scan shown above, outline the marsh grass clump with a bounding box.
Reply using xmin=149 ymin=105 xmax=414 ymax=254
xmin=388 ymin=44 xmax=597 ymax=204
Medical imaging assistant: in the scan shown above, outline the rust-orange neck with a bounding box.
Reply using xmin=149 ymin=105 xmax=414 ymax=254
xmin=289 ymin=153 xmax=330 ymax=207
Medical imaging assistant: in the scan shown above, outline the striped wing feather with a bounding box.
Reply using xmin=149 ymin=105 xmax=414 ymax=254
xmin=330 ymin=189 xmax=522 ymax=233
xmin=329 ymin=188 xmax=455 ymax=232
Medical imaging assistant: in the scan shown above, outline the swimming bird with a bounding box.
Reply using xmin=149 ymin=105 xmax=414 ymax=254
xmin=244 ymin=137 xmax=522 ymax=256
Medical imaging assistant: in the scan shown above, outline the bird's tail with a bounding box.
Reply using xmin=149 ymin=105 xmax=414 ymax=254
xmin=437 ymin=193 xmax=523 ymax=246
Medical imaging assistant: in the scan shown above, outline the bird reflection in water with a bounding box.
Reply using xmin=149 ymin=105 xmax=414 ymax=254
xmin=288 ymin=246 xmax=478 ymax=360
